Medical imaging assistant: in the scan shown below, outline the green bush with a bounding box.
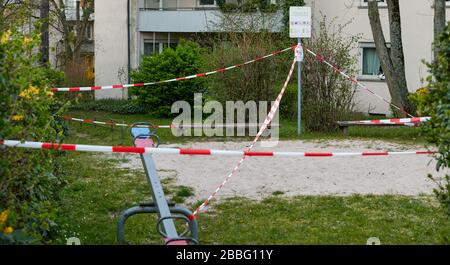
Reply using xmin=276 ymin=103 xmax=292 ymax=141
xmin=70 ymin=99 xmax=147 ymax=114
xmin=205 ymin=28 xmax=290 ymax=109
xmin=412 ymin=22 xmax=450 ymax=216
xmin=130 ymin=40 xmax=206 ymax=117
xmin=279 ymin=84 xmax=298 ymax=119
xmin=0 ymin=27 xmax=67 ymax=243
xmin=301 ymin=17 xmax=359 ymax=132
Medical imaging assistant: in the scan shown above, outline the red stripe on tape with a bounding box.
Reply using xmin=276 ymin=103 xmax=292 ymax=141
xmin=180 ymin=149 xmax=211 ymax=155
xmin=244 ymin=151 xmax=274 ymax=157
xmin=362 ymin=152 xmax=389 ymax=156
xmin=112 ymin=146 xmax=145 ymax=153
xmin=42 ymin=143 xmax=76 ymax=151
xmin=176 ymin=77 xmax=186 ymax=81
xmin=134 ymin=83 xmax=145 ymax=87
xmin=69 ymin=87 xmax=80 ymax=91
xmin=416 ymin=151 xmax=435 ymax=155
xmin=217 ymin=68 xmax=226 ymax=73
xmin=84 ymin=119 xmax=94 ymax=123
xmin=348 ymin=77 xmax=358 ymax=83
xmin=316 ymin=54 xmax=325 ymax=62
xmin=51 ymin=88 xmax=58 ymax=91
xmin=188 ymin=214 xmax=196 ymax=221
xmin=410 ymin=118 xmax=420 ymax=123
xmin=390 ymin=118 xmax=401 ymax=123
xmin=196 ymin=73 xmax=206 ymax=77
xmin=112 ymin=85 xmax=124 ymax=89
xmin=305 ymin=152 xmax=333 ymax=157
xmin=91 ymin=86 xmax=102 ymax=90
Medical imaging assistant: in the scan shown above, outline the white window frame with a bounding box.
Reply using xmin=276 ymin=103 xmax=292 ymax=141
xmin=143 ymin=0 xmax=160 ymax=9
xmin=360 ymin=0 xmax=387 ymax=7
xmin=142 ymin=40 xmax=177 ymax=56
xmin=143 ymin=40 xmax=163 ymax=55
xmin=358 ymin=42 xmax=389 ymax=81
xmin=85 ymin=23 xmax=93 ymax=41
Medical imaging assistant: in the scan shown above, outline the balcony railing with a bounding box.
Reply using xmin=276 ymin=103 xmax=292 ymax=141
xmin=140 ymin=0 xmax=220 ymax=11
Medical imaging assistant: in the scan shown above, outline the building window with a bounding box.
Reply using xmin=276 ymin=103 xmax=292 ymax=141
xmin=359 ymin=43 xmax=389 ymax=80
xmin=143 ymin=41 xmax=177 ymax=56
xmin=85 ymin=23 xmax=93 ymax=40
xmin=199 ymin=0 xmax=215 ymax=5
xmin=360 ymin=0 xmax=387 ymax=7
xmin=144 ymin=0 xmax=160 ymax=9
xmin=362 ymin=47 xmax=382 ymax=76
xmin=144 ymin=42 xmax=160 ymax=55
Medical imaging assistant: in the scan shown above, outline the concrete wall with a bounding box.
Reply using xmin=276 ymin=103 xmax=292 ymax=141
xmin=305 ymin=0 xmax=450 ymax=114
xmin=94 ymin=0 xmax=130 ymax=99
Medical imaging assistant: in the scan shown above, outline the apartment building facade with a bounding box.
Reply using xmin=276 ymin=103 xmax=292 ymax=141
xmin=95 ymin=0 xmax=450 ymax=115
xmin=48 ymin=0 xmax=95 ymax=81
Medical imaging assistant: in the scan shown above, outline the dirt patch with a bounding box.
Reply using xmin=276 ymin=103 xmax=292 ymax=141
xmin=105 ymin=140 xmax=446 ymax=204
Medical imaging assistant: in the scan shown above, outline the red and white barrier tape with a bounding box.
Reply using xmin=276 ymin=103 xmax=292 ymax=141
xmin=192 ymin=57 xmax=298 ymax=216
xmin=340 ymin=117 xmax=431 ymax=126
xmin=1 ymin=140 xmax=435 ymax=157
xmin=304 ymin=48 xmax=415 ymax=118
xmin=51 ymin=46 xmax=295 ymax=92
xmin=63 ymin=115 xmax=279 ymax=129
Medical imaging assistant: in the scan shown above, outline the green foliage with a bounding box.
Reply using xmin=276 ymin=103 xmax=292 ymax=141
xmin=205 ymin=32 xmax=290 ymax=111
xmin=70 ymin=99 xmax=148 ymax=114
xmin=0 ymin=27 xmax=67 ymax=243
xmin=130 ymin=40 xmax=206 ymax=117
xmin=301 ymin=17 xmax=359 ymax=132
xmin=279 ymin=84 xmax=298 ymax=119
xmin=412 ymin=22 xmax=450 ymax=215
xmin=217 ymin=0 xmax=279 ymax=13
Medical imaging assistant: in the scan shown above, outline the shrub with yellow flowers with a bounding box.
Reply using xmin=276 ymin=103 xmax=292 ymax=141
xmin=1 ymin=26 xmax=68 ymax=244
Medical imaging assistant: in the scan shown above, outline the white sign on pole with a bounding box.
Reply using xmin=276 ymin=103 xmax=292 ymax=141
xmin=289 ymin=6 xmax=312 ymax=38
xmin=294 ymin=44 xmax=304 ymax=62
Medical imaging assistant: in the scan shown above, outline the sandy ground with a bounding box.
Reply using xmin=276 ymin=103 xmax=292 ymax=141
xmin=108 ymin=140 xmax=448 ymax=203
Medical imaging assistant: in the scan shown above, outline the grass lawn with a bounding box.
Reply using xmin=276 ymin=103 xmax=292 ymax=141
xmin=64 ymin=110 xmax=424 ymax=146
xmin=52 ymin=110 xmax=448 ymax=245
xmin=54 ymin=152 xmax=450 ymax=245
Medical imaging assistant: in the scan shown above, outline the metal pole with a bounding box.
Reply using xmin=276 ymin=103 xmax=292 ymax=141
xmin=297 ymin=38 xmax=302 ymax=135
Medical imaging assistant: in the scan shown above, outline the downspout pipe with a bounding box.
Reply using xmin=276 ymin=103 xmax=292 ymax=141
xmin=127 ymin=0 xmax=131 ymax=85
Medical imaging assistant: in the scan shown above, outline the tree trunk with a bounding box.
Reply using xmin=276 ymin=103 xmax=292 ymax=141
xmin=367 ymin=0 xmax=414 ymax=116
xmin=367 ymin=0 xmax=399 ymax=111
xmin=386 ymin=0 xmax=414 ymax=114
xmin=40 ymin=0 xmax=50 ymax=65
xmin=434 ymin=0 xmax=446 ymax=59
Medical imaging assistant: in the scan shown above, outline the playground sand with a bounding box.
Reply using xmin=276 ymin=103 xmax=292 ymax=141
xmin=110 ymin=140 xmax=447 ymax=204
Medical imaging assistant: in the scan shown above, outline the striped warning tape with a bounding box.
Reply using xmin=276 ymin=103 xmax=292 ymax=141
xmin=304 ymin=47 xmax=415 ymax=118
xmin=339 ymin=117 xmax=431 ymax=126
xmin=0 ymin=140 xmax=435 ymax=157
xmin=192 ymin=57 xmax=297 ymax=215
xmin=62 ymin=115 xmax=279 ymax=129
xmin=51 ymin=45 xmax=296 ymax=92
